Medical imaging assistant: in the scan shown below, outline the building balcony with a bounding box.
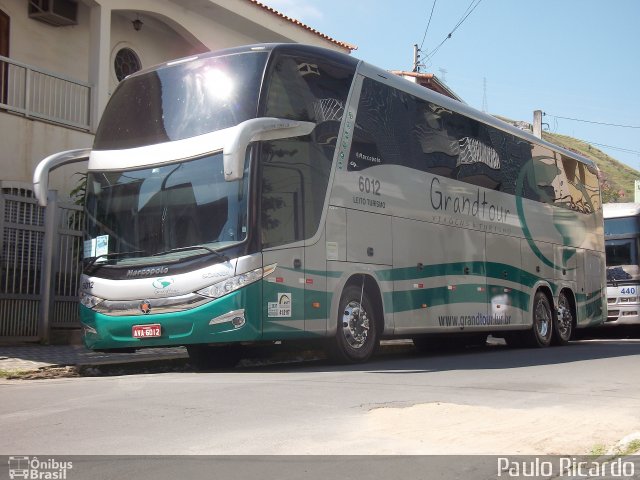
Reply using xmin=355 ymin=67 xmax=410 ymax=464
xmin=0 ymin=55 xmax=92 ymax=132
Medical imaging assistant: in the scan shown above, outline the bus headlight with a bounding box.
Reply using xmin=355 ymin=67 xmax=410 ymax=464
xmin=197 ymin=264 xmax=276 ymax=299
xmin=80 ymin=291 xmax=104 ymax=309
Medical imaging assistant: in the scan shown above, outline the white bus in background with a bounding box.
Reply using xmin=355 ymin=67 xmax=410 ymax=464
xmin=604 ymin=203 xmax=640 ymax=325
xmin=33 ymin=44 xmax=606 ymax=368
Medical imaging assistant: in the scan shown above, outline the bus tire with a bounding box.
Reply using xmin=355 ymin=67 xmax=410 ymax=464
xmin=524 ymin=291 xmax=554 ymax=347
xmin=186 ymin=344 xmax=243 ymax=371
xmin=327 ymin=284 xmax=379 ymax=364
xmin=552 ymin=291 xmax=574 ymax=346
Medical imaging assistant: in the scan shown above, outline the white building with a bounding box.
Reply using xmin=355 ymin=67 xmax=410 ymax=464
xmin=0 ymin=0 xmax=354 ymax=342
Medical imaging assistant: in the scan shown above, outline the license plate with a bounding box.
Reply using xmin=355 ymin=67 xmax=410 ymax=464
xmin=132 ymin=324 xmax=161 ymax=338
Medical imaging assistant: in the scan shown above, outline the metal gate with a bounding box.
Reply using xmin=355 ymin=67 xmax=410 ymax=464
xmin=0 ymin=182 xmax=82 ymax=342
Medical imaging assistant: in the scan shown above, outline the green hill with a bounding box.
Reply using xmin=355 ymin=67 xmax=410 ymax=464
xmin=495 ymin=116 xmax=640 ymax=203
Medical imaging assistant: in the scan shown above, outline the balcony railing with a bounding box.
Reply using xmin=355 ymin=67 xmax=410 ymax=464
xmin=0 ymin=55 xmax=92 ymax=131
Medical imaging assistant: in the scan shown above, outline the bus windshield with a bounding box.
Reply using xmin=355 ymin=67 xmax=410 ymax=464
xmin=604 ymin=215 xmax=640 ymax=283
xmin=84 ymin=152 xmax=248 ymax=266
xmin=93 ymin=51 xmax=268 ymax=150
xmin=606 ymin=239 xmax=638 ymax=267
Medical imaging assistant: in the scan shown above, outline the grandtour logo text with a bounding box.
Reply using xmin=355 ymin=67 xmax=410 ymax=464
xmin=126 ymin=266 xmax=169 ymax=278
xmin=430 ymin=177 xmax=510 ymax=223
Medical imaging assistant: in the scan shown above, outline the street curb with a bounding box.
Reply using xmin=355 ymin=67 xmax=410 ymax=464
xmin=1 ymin=341 xmax=420 ymax=378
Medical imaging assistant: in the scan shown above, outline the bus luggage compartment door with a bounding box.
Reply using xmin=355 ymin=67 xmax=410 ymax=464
xmin=486 ymin=233 xmax=523 ymax=328
xmin=346 ymin=209 xmax=392 ymax=265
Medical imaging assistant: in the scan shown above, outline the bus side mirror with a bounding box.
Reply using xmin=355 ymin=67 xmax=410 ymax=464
xmin=33 ymin=148 xmax=91 ymax=206
xmin=223 ymin=117 xmax=315 ymax=181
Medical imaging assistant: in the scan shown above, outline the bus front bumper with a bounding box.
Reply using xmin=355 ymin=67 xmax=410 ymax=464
xmin=80 ymin=283 xmax=262 ymax=350
xmin=604 ymin=305 xmax=640 ymax=326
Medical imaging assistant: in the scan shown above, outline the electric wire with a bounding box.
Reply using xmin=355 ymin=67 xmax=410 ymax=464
xmin=420 ymin=0 xmax=438 ymax=51
xmin=545 ymin=113 xmax=640 ymax=129
xmin=425 ymin=0 xmax=483 ymax=62
xmin=586 ymin=142 xmax=640 ymax=156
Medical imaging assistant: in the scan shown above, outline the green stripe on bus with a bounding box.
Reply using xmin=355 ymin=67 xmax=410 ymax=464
xmin=279 ymin=266 xmax=343 ymax=278
xmin=384 ymin=283 xmax=530 ymax=314
xmin=377 ymin=261 xmax=540 ymax=289
xmin=376 ymin=262 xmax=483 ymax=282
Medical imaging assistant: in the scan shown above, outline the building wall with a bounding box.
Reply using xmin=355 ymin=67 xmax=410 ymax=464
xmin=0 ymin=114 xmax=93 ymax=194
xmin=108 ymin=11 xmax=200 ymax=94
xmin=0 ymin=0 xmax=91 ymax=81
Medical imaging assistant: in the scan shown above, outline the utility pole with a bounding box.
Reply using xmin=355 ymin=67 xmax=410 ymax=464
xmin=533 ymin=110 xmax=543 ymax=139
xmin=413 ymin=44 xmax=420 ymax=72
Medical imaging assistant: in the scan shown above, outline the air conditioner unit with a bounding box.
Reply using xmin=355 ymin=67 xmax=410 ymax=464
xmin=28 ymin=0 xmax=78 ymax=27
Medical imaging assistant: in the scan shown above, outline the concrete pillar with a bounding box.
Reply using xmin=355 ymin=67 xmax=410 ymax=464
xmin=533 ymin=110 xmax=543 ymax=139
xmin=89 ymin=2 xmax=111 ymax=132
xmin=39 ymin=190 xmax=58 ymax=345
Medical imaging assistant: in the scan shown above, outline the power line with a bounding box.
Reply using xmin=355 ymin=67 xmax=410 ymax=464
xmin=554 ymin=135 xmax=640 ymax=156
xmin=420 ymin=0 xmax=438 ymax=51
xmin=587 ymin=141 xmax=640 ymax=156
xmin=425 ymin=0 xmax=483 ymax=62
xmin=451 ymin=0 xmax=482 ymax=34
xmin=549 ymin=128 xmax=640 ymax=156
xmin=545 ymin=113 xmax=640 ymax=129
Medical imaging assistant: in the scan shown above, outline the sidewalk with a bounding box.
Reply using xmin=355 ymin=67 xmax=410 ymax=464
xmin=0 ymin=340 xmax=420 ymax=374
xmin=0 ymin=344 xmax=188 ymax=372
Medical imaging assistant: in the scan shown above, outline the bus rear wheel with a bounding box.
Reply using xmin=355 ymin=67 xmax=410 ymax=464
xmin=524 ymin=291 xmax=554 ymax=347
xmin=326 ymin=284 xmax=379 ymax=364
xmin=552 ymin=291 xmax=574 ymax=345
xmin=186 ymin=344 xmax=243 ymax=370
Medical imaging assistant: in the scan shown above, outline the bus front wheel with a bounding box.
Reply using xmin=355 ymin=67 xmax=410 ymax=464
xmin=327 ymin=284 xmax=379 ymax=363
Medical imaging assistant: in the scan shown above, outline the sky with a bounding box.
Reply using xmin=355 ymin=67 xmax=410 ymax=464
xmin=266 ymin=0 xmax=640 ymax=171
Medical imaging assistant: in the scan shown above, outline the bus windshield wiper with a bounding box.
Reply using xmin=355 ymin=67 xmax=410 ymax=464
xmin=152 ymin=245 xmax=229 ymax=261
xmin=84 ymin=250 xmax=146 ymax=268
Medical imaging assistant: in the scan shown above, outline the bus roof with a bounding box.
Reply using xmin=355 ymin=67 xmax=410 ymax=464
xmin=130 ymin=43 xmax=359 ymax=80
xmin=603 ymin=202 xmax=640 ymax=219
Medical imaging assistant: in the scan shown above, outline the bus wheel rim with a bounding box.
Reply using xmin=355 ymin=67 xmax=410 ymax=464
xmin=535 ymin=299 xmax=550 ymax=337
xmin=342 ymin=300 xmax=369 ymax=349
xmin=557 ymin=295 xmax=572 ymax=338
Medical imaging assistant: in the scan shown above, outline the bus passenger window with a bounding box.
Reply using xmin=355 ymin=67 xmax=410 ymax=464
xmin=260 ymin=136 xmax=332 ymax=248
xmin=260 ymin=53 xmax=353 ymax=248
xmin=263 ymin=53 xmax=353 ymax=127
xmin=414 ymin=103 xmax=459 ymax=177
xmin=349 ymin=78 xmax=417 ymax=172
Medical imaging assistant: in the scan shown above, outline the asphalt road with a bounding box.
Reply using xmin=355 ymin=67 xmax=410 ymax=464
xmin=2 ymin=336 xmax=640 ymax=457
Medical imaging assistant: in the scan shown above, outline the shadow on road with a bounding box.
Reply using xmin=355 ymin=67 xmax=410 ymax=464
xmin=6 ymin=326 xmax=638 ymax=379
xmin=228 ymin=333 xmax=640 ymax=376
xmin=368 ymin=338 xmax=640 ymax=374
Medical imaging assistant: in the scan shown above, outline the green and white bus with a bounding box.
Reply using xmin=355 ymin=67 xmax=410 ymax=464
xmin=33 ymin=44 xmax=605 ymax=367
